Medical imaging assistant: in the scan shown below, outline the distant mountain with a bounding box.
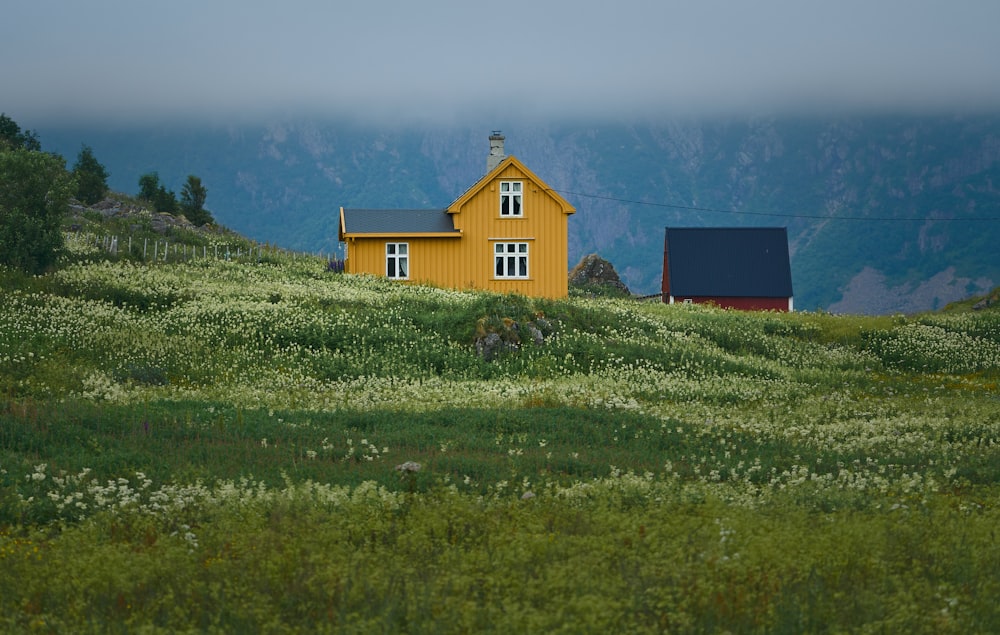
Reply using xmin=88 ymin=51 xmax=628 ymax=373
xmin=39 ymin=116 xmax=1000 ymax=313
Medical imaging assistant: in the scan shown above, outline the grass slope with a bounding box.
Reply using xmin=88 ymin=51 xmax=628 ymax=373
xmin=1 ymin=229 xmax=999 ymax=633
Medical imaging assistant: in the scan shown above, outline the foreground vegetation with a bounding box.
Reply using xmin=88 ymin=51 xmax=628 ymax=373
xmin=2 ymin=240 xmax=999 ymax=632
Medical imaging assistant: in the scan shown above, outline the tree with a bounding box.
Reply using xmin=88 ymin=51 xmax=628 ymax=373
xmin=138 ymin=172 xmax=161 ymax=201
xmin=0 ymin=113 xmax=41 ymax=151
xmin=0 ymin=146 xmax=72 ymax=274
xmin=156 ymin=188 xmax=177 ymax=214
xmin=180 ymin=175 xmax=213 ymax=226
xmin=72 ymin=144 xmax=109 ymax=205
xmin=137 ymin=172 xmax=177 ymax=214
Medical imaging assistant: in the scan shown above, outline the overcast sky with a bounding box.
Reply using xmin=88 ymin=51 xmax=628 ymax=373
xmin=4 ymin=0 xmax=1000 ymax=126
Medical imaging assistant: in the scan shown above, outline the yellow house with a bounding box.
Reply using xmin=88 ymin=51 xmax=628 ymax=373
xmin=338 ymin=133 xmax=576 ymax=298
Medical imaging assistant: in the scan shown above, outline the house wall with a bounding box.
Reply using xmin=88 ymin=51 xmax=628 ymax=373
xmin=346 ymin=162 xmax=571 ymax=298
xmin=667 ymin=295 xmax=792 ymax=311
xmin=449 ymin=162 xmax=570 ymax=298
xmin=344 ymin=236 xmax=463 ymax=286
xmin=661 ymin=235 xmax=671 ymax=297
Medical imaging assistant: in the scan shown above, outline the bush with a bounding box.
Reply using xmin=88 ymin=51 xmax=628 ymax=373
xmin=71 ymin=145 xmax=109 ymax=205
xmin=0 ymin=147 xmax=72 ymax=274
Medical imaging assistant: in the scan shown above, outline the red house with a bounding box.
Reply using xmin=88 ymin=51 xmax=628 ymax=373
xmin=662 ymin=227 xmax=794 ymax=311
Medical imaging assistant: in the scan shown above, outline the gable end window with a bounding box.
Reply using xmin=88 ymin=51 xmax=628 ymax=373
xmin=494 ymin=242 xmax=528 ymax=279
xmin=386 ymin=242 xmax=408 ymax=279
xmin=500 ymin=181 xmax=522 ymax=217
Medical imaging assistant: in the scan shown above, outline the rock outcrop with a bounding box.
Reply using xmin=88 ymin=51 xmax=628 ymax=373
xmin=568 ymin=254 xmax=630 ymax=296
xmin=473 ymin=314 xmax=554 ymax=361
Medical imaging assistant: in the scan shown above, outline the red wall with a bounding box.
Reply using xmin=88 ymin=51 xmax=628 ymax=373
xmin=661 ymin=235 xmax=671 ymax=296
xmin=669 ymin=296 xmax=790 ymax=312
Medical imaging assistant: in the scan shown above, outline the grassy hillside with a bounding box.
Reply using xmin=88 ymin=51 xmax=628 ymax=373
xmin=2 ymin=225 xmax=999 ymax=632
xmin=38 ymin=116 xmax=1000 ymax=313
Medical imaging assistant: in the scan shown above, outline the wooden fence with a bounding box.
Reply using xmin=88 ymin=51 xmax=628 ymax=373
xmin=65 ymin=231 xmax=343 ymax=265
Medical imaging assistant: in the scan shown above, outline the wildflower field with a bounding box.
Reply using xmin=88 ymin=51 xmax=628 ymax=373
xmin=2 ymin=243 xmax=999 ymax=633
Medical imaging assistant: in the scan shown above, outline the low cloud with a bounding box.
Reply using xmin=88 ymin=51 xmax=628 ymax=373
xmin=4 ymin=0 xmax=1000 ymax=126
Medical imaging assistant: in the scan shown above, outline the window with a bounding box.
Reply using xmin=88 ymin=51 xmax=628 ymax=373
xmin=494 ymin=242 xmax=528 ymax=278
xmin=386 ymin=242 xmax=408 ymax=279
xmin=500 ymin=181 xmax=522 ymax=216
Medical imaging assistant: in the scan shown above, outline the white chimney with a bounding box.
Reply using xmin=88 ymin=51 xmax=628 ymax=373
xmin=487 ymin=131 xmax=505 ymax=172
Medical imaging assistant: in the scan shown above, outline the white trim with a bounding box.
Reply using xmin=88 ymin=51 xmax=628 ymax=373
xmin=493 ymin=241 xmax=529 ymax=279
xmin=385 ymin=242 xmax=409 ymax=280
xmin=499 ymin=181 xmax=523 ymax=217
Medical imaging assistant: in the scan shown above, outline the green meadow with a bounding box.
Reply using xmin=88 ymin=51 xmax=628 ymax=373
xmin=2 ymin=234 xmax=999 ymax=633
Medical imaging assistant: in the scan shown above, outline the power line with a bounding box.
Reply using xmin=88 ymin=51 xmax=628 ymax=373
xmin=548 ymin=189 xmax=1000 ymax=222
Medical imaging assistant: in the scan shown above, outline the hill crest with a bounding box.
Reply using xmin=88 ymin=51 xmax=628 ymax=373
xmin=38 ymin=115 xmax=1000 ymax=313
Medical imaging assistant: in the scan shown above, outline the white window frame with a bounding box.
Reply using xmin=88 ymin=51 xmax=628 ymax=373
xmin=494 ymin=242 xmax=529 ymax=279
xmin=499 ymin=181 xmax=523 ymax=217
xmin=385 ymin=242 xmax=408 ymax=280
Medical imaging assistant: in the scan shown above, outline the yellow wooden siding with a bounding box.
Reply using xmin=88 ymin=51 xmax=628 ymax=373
xmin=449 ymin=163 xmax=570 ymax=298
xmin=345 ymin=237 xmax=469 ymax=288
xmin=342 ymin=159 xmax=573 ymax=298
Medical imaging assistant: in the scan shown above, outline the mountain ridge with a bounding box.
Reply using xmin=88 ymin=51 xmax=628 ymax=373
xmin=37 ymin=115 xmax=1000 ymax=313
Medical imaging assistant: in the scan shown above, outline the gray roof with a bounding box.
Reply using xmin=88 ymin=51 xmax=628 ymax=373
xmin=341 ymin=208 xmax=457 ymax=235
xmin=665 ymin=227 xmax=793 ymax=297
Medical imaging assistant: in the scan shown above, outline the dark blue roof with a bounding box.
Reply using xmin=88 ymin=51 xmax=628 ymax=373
xmin=341 ymin=208 xmax=457 ymax=234
xmin=665 ymin=227 xmax=793 ymax=297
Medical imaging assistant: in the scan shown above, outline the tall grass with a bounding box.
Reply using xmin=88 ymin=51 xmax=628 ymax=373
xmin=1 ymin=247 xmax=999 ymax=632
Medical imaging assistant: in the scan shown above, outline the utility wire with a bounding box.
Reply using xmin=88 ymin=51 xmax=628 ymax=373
xmin=548 ymin=189 xmax=1000 ymax=222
